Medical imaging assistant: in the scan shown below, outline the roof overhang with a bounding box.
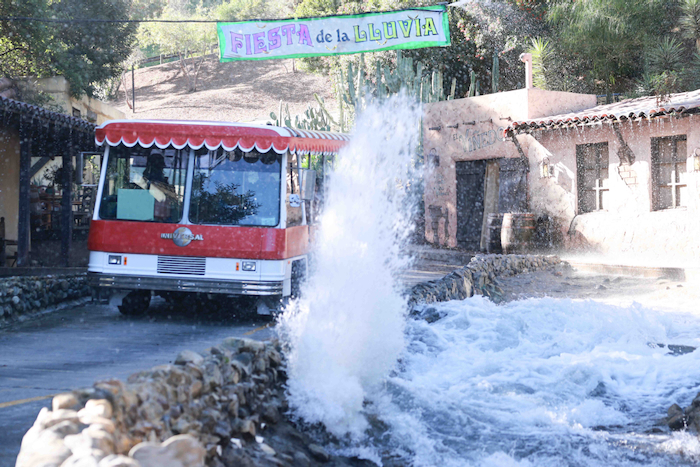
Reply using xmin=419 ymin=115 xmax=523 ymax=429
xmin=0 ymin=95 xmax=95 ymax=131
xmin=504 ymin=89 xmax=700 ymax=137
xmin=95 ymin=120 xmax=350 ymax=155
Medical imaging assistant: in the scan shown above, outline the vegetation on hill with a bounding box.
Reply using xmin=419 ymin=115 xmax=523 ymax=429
xmin=0 ymin=0 xmax=136 ymax=98
xmin=4 ymin=0 xmax=700 ymax=113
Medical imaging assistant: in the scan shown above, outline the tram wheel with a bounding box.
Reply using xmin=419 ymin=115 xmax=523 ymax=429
xmin=118 ymin=291 xmax=151 ymax=316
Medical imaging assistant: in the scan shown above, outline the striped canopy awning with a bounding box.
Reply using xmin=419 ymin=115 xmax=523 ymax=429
xmin=95 ymin=120 xmax=351 ymax=155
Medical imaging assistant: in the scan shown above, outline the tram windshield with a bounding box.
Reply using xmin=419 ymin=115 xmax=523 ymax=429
xmin=98 ymin=145 xmax=188 ymax=223
xmin=189 ymin=148 xmax=282 ymax=227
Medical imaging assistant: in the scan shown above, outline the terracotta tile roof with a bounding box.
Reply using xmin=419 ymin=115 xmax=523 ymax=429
xmin=0 ymin=95 xmax=95 ymax=131
xmin=506 ymin=89 xmax=700 ymax=135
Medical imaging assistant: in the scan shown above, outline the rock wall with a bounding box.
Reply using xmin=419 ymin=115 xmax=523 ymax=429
xmin=408 ymin=254 xmax=561 ymax=307
xmin=16 ymin=338 xmax=290 ymax=467
xmin=0 ymin=273 xmax=89 ymax=325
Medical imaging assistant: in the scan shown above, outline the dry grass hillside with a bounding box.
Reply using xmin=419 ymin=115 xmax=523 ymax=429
xmin=110 ymin=55 xmax=338 ymax=124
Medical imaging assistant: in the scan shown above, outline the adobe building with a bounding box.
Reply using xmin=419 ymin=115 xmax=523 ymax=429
xmin=422 ymin=86 xmax=596 ymax=250
xmin=508 ymin=90 xmax=700 ymax=264
xmin=423 ymin=85 xmax=700 ymax=265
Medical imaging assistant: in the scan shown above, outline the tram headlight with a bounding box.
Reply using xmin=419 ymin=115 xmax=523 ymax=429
xmin=242 ymin=261 xmax=256 ymax=271
xmin=108 ymin=255 xmax=122 ymax=265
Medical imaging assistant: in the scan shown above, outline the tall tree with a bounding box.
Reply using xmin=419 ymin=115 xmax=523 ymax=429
xmin=0 ymin=0 xmax=52 ymax=79
xmin=546 ymin=0 xmax=678 ymax=96
xmin=680 ymin=0 xmax=700 ymax=52
xmin=130 ymin=0 xmax=167 ymax=20
xmin=138 ymin=5 xmax=215 ymax=92
xmin=0 ymin=0 xmax=137 ymax=97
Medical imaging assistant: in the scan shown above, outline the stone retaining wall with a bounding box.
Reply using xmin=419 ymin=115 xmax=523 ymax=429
xmin=16 ymin=338 xmax=291 ymax=467
xmin=0 ymin=273 xmax=90 ymax=325
xmin=408 ymin=254 xmax=562 ymax=307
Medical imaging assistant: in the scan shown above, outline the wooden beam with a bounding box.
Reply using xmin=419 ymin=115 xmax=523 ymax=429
xmin=17 ymin=115 xmax=33 ymax=267
xmin=61 ymin=127 xmax=74 ymax=267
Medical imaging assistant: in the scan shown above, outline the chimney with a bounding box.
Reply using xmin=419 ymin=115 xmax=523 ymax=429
xmin=519 ymin=53 xmax=533 ymax=89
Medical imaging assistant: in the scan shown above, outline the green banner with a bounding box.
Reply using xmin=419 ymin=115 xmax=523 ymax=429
xmin=218 ymin=6 xmax=450 ymax=62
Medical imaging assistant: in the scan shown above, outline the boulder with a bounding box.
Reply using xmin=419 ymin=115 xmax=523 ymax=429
xmin=53 ymin=393 xmax=79 ymax=411
xmin=174 ymin=350 xmax=204 ymax=366
xmin=97 ymin=454 xmax=142 ymax=467
xmin=221 ymin=337 xmax=266 ymax=354
xmin=129 ymin=435 xmax=206 ymax=467
xmin=307 ymin=443 xmax=330 ymax=463
xmin=84 ymin=399 xmax=114 ymax=419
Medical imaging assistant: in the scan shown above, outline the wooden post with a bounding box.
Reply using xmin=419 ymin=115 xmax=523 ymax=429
xmin=0 ymin=216 xmax=5 ymax=268
xmin=132 ymin=65 xmax=135 ymax=114
xmin=61 ymin=127 xmax=74 ymax=267
xmin=17 ymin=115 xmax=32 ymax=267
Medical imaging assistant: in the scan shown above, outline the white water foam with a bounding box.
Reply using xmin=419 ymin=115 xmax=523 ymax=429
xmin=278 ymin=95 xmax=422 ymax=439
xmin=373 ymin=296 xmax=700 ymax=466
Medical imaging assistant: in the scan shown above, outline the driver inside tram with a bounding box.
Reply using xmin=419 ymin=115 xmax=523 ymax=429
xmin=132 ymin=149 xmax=177 ymax=204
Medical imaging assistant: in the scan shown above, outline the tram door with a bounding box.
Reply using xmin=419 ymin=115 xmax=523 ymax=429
xmin=455 ymin=160 xmax=486 ymax=249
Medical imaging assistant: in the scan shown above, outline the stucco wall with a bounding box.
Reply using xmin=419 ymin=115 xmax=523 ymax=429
xmin=0 ymin=127 xmax=20 ymax=244
xmin=523 ymin=115 xmax=700 ymax=263
xmin=525 ymin=89 xmax=597 ymax=120
xmin=21 ymin=77 xmax=125 ymax=124
xmin=422 ymin=89 xmax=596 ymax=248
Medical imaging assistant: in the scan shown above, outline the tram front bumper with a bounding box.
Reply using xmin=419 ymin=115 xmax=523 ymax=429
xmin=88 ymin=272 xmax=284 ymax=296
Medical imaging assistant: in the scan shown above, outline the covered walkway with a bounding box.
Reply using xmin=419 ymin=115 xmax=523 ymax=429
xmin=0 ymin=96 xmax=96 ymax=267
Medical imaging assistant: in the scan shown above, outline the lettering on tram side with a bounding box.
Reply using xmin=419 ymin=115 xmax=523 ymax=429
xmin=452 ymin=127 xmax=505 ymax=153
xmin=161 ymin=227 xmax=204 ymax=247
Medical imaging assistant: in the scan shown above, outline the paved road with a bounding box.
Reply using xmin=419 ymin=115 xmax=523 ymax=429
xmin=0 ymin=298 xmax=275 ymax=466
xmin=0 ymin=257 xmax=461 ymax=465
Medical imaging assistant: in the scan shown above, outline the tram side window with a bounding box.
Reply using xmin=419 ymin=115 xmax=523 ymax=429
xmin=286 ymin=153 xmax=302 ymax=227
xmin=189 ymin=148 xmax=281 ymax=227
xmin=98 ymin=145 xmax=188 ymax=223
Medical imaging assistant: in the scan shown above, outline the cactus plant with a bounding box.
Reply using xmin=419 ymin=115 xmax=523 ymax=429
xmin=269 ymin=50 xmax=457 ymax=133
xmin=492 ymin=51 xmax=500 ymax=93
xmin=468 ymin=70 xmax=480 ymax=97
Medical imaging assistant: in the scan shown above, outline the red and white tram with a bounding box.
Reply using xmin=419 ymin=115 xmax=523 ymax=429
xmin=87 ymin=120 xmax=349 ymax=315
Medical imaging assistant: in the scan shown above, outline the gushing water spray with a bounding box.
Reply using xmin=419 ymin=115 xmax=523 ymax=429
xmin=278 ymin=94 xmax=422 ymax=438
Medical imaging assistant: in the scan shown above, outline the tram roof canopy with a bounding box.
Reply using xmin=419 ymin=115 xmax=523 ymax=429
xmin=95 ymin=120 xmax=351 ymax=155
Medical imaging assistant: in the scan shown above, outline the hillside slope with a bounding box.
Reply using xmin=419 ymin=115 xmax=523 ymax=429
xmin=110 ymin=56 xmax=337 ymax=124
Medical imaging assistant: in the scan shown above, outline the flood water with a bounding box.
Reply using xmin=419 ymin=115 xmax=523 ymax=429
xmin=278 ymin=97 xmax=700 ymax=466
xmin=372 ymin=296 xmax=700 ymax=466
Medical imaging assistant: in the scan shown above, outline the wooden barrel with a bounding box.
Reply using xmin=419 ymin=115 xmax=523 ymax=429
xmin=486 ymin=213 xmax=503 ymax=254
xmin=501 ymin=213 xmax=535 ymax=254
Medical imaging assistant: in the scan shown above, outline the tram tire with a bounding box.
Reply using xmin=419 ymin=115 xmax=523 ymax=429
xmin=118 ymin=291 xmax=151 ymax=316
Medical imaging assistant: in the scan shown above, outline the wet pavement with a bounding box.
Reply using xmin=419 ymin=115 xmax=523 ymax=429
xmin=0 ymin=298 xmax=274 ymax=466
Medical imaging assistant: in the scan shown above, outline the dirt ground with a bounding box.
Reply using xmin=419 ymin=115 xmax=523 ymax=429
xmin=111 ymin=56 xmax=338 ymax=123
